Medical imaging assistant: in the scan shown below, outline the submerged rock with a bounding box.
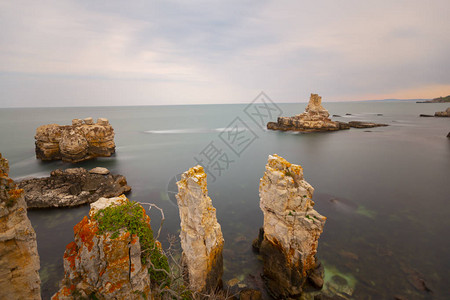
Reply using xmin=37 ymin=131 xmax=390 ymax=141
xmin=52 ymin=195 xmax=155 ymax=300
xmin=255 ymin=154 xmax=326 ymax=298
xmin=0 ymin=153 xmax=41 ymax=299
xmin=346 ymin=121 xmax=388 ymax=128
xmin=176 ymin=165 xmax=224 ymax=293
xmin=35 ymin=118 xmax=115 ymax=162
xmin=18 ymin=167 xmax=131 ymax=208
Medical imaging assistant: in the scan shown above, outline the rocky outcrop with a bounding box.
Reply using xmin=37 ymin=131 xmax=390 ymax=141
xmin=434 ymin=107 xmax=450 ymax=117
xmin=35 ymin=118 xmax=115 ymax=162
xmin=268 ymin=94 xmax=341 ymax=132
xmin=267 ymin=94 xmax=388 ymax=132
xmin=52 ymin=195 xmax=153 ymax=300
xmin=420 ymin=107 xmax=450 ymax=117
xmin=18 ymin=167 xmax=130 ymax=208
xmin=0 ymin=153 xmax=41 ymax=299
xmin=176 ymin=165 xmax=224 ymax=293
xmin=254 ymin=154 xmax=326 ymax=298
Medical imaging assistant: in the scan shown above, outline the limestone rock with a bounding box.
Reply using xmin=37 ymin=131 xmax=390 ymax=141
xmin=89 ymin=167 xmax=110 ymax=175
xmin=267 ymin=94 xmax=340 ymax=132
xmin=35 ymin=118 xmax=115 ymax=162
xmin=0 ymin=153 xmax=41 ymax=300
xmin=267 ymin=93 xmax=388 ymax=132
xmin=52 ymin=195 xmax=151 ymax=300
xmin=176 ymin=165 xmax=224 ymax=292
xmin=256 ymin=154 xmax=326 ymax=298
xmin=18 ymin=167 xmax=131 ymax=208
xmin=434 ymin=107 xmax=450 ymax=117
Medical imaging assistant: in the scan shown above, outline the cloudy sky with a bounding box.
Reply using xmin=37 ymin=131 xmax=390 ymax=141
xmin=1 ymin=0 xmax=449 ymax=107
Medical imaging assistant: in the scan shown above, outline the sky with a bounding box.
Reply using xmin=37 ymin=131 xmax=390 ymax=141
xmin=1 ymin=0 xmax=449 ymax=107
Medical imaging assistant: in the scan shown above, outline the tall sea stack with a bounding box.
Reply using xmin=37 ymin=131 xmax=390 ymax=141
xmin=0 ymin=153 xmax=41 ymax=299
xmin=254 ymin=154 xmax=326 ymax=298
xmin=176 ymin=165 xmax=224 ymax=293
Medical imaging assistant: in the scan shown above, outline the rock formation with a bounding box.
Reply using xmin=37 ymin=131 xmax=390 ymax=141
xmin=420 ymin=107 xmax=450 ymax=117
xmin=267 ymin=93 xmax=388 ymax=131
xmin=35 ymin=118 xmax=115 ymax=162
xmin=176 ymin=165 xmax=224 ymax=293
xmin=52 ymin=195 xmax=154 ymax=300
xmin=268 ymin=94 xmax=341 ymax=132
xmin=19 ymin=167 xmax=131 ymax=208
xmin=434 ymin=107 xmax=450 ymax=117
xmin=0 ymin=153 xmax=41 ymax=299
xmin=253 ymin=154 xmax=326 ymax=298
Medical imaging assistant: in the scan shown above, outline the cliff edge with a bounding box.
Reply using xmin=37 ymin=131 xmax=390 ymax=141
xmin=0 ymin=153 xmax=41 ymax=299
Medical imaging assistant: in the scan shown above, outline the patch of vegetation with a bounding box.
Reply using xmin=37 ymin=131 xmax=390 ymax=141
xmin=93 ymin=201 xmax=170 ymax=284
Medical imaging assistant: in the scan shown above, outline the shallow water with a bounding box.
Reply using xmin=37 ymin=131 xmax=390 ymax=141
xmin=0 ymin=101 xmax=449 ymax=299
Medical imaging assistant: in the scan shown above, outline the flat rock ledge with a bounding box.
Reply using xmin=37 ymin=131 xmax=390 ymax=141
xmin=176 ymin=165 xmax=224 ymax=293
xmin=267 ymin=93 xmax=388 ymax=132
xmin=35 ymin=117 xmax=115 ymax=163
xmin=0 ymin=153 xmax=41 ymax=300
xmin=253 ymin=154 xmax=326 ymax=299
xmin=18 ymin=167 xmax=131 ymax=208
xmin=420 ymin=107 xmax=450 ymax=117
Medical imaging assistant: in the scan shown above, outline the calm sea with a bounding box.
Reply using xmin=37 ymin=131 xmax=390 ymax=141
xmin=0 ymin=101 xmax=449 ymax=299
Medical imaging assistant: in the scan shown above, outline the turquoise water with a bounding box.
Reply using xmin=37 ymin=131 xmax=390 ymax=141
xmin=0 ymin=101 xmax=449 ymax=299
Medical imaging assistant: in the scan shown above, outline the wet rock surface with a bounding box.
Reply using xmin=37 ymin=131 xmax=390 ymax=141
xmin=52 ymin=195 xmax=152 ymax=300
xmin=255 ymin=154 xmax=326 ymax=298
xmin=35 ymin=118 xmax=115 ymax=162
xmin=18 ymin=167 xmax=131 ymax=208
xmin=176 ymin=165 xmax=224 ymax=293
xmin=0 ymin=153 xmax=41 ymax=300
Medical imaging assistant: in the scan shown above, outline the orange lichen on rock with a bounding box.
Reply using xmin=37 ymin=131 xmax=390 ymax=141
xmin=176 ymin=165 xmax=224 ymax=293
xmin=257 ymin=154 xmax=326 ymax=298
xmin=74 ymin=216 xmax=98 ymax=252
xmin=63 ymin=242 xmax=78 ymax=270
xmin=0 ymin=153 xmax=41 ymax=300
xmin=52 ymin=195 xmax=152 ymax=300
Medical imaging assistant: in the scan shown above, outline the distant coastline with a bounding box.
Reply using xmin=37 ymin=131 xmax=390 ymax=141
xmin=416 ymin=95 xmax=450 ymax=103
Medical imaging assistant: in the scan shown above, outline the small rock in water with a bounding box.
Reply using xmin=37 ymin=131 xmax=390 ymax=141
xmin=89 ymin=167 xmax=110 ymax=175
xmin=227 ymin=278 xmax=240 ymax=287
xmin=239 ymin=288 xmax=262 ymax=300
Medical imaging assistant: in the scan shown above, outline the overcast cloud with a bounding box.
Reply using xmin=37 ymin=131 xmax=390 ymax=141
xmin=0 ymin=0 xmax=449 ymax=107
